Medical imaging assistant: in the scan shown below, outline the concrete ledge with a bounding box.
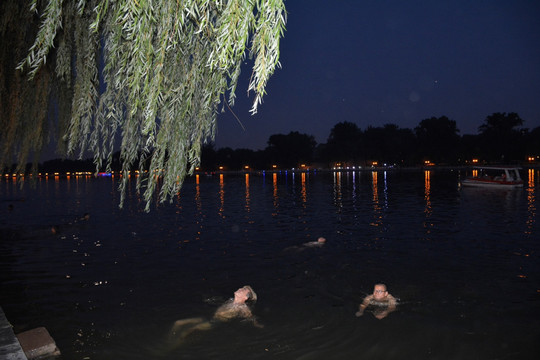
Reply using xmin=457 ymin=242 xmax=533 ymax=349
xmin=1 ymin=306 xmax=61 ymax=360
xmin=0 ymin=306 xmax=27 ymax=360
xmin=16 ymin=327 xmax=60 ymax=359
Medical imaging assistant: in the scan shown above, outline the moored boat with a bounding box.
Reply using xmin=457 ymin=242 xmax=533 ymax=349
xmin=461 ymin=166 xmax=524 ymax=188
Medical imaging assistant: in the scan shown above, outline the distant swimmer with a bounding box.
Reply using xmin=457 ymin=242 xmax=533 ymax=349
xmin=50 ymin=213 xmax=90 ymax=235
xmin=51 ymin=225 xmax=59 ymax=235
xmin=79 ymin=213 xmax=90 ymax=222
xmin=170 ymin=285 xmax=262 ymax=343
xmin=303 ymin=237 xmax=326 ymax=248
xmin=284 ymin=236 xmax=327 ymax=252
xmin=356 ymin=283 xmax=397 ymax=320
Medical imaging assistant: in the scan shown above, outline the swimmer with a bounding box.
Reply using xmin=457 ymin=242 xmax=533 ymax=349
xmin=170 ymin=285 xmax=262 ymax=343
xmin=212 ymin=285 xmax=260 ymax=323
xmin=50 ymin=213 xmax=90 ymax=235
xmin=302 ymin=237 xmax=326 ymax=248
xmin=284 ymin=236 xmax=327 ymax=252
xmin=355 ymin=283 xmax=397 ymax=320
xmin=71 ymin=213 xmax=90 ymax=224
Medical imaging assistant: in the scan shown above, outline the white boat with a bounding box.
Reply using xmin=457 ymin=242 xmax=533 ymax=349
xmin=461 ymin=166 xmax=524 ymax=188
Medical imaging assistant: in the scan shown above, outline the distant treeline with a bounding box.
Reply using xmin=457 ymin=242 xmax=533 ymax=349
xmin=20 ymin=112 xmax=540 ymax=173
xmin=200 ymin=113 xmax=540 ymax=170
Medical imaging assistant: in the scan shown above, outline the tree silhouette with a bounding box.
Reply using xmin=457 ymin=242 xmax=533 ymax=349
xmin=524 ymin=126 xmax=540 ymax=158
xmin=478 ymin=112 xmax=524 ymax=135
xmin=478 ymin=112 xmax=525 ymax=161
xmin=266 ymin=131 xmax=316 ymax=169
xmin=415 ymin=116 xmax=460 ymax=164
xmin=325 ymin=122 xmax=362 ymax=164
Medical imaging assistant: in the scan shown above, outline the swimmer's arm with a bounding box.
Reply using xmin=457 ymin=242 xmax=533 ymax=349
xmin=247 ymin=315 xmax=264 ymax=328
xmin=242 ymin=308 xmax=264 ymax=328
xmin=356 ymin=295 xmax=373 ymax=317
xmin=387 ymin=295 xmax=397 ymax=312
xmin=374 ymin=295 xmax=397 ymax=319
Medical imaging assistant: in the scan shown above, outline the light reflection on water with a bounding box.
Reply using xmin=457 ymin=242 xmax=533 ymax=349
xmin=526 ymin=169 xmax=536 ymax=235
xmin=1 ymin=169 xmax=539 ymax=360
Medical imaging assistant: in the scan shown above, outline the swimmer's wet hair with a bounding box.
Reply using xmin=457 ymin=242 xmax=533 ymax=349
xmin=243 ymin=285 xmax=257 ymax=302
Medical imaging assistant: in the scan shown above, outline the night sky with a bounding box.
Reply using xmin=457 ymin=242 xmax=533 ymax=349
xmin=214 ymin=0 xmax=540 ymax=150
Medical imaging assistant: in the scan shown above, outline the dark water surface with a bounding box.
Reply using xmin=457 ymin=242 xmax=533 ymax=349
xmin=1 ymin=169 xmax=539 ymax=360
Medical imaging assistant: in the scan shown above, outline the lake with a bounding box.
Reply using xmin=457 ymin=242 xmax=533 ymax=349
xmin=1 ymin=168 xmax=539 ymax=360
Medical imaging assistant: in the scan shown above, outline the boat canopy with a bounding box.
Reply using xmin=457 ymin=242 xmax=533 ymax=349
xmin=472 ymin=166 xmax=522 ymax=170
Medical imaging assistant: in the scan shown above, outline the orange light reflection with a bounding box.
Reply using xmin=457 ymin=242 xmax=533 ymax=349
xmin=219 ymin=174 xmax=225 ymax=217
xmin=424 ymin=170 xmax=433 ymax=231
xmin=301 ymin=172 xmax=307 ymax=204
xmin=245 ymin=173 xmax=250 ymax=212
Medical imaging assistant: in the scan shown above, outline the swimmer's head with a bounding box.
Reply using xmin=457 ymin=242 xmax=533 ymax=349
xmin=373 ymin=283 xmax=388 ymax=300
xmin=235 ymin=285 xmax=257 ymax=303
xmin=317 ymin=237 xmax=326 ymax=243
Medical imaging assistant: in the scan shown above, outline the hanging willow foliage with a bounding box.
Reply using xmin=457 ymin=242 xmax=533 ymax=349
xmin=0 ymin=0 xmax=286 ymax=210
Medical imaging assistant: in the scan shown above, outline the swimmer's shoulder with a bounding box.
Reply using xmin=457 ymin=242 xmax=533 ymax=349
xmin=214 ymin=301 xmax=251 ymax=321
